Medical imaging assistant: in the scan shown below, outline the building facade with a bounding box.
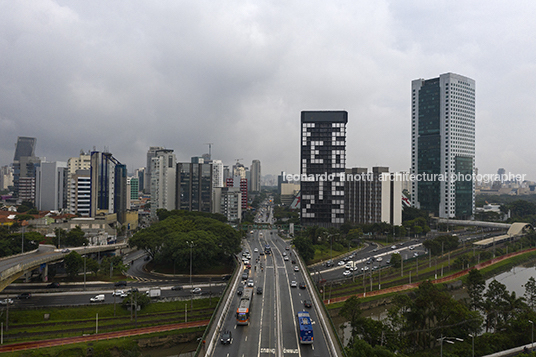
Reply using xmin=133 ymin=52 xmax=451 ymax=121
xmin=300 ymin=111 xmax=347 ymax=227
xmin=344 ymin=167 xmax=402 ymax=226
xmin=250 ymin=160 xmax=261 ymax=192
xmin=150 ymin=149 xmax=176 ymax=218
xmin=69 ymin=169 xmax=91 ymax=216
xmin=411 ymin=73 xmax=475 ymax=219
xmin=35 ymin=161 xmax=68 ymax=211
xmin=176 ymin=162 xmax=213 ymax=213
xmin=145 ymin=146 xmax=165 ymax=194
xmin=226 ymin=176 xmax=248 ymax=209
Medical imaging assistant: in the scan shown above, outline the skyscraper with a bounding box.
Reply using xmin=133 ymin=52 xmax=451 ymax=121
xmin=250 ymin=160 xmax=261 ymax=192
xmin=150 ymin=149 xmax=176 ymax=218
xmin=12 ymin=136 xmax=38 ymax=200
xmin=300 ymin=111 xmax=347 ymax=227
xmin=411 ymin=73 xmax=475 ymax=219
xmin=145 ymin=146 xmax=165 ymax=194
xmin=176 ymin=162 xmax=213 ymax=213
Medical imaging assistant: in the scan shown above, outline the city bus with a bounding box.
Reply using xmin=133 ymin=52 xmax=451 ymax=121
xmin=236 ymin=287 xmax=254 ymax=325
xmin=297 ymin=311 xmax=314 ymax=344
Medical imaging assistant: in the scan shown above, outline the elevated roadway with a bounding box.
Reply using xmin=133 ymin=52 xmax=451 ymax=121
xmin=0 ymin=243 xmax=127 ymax=292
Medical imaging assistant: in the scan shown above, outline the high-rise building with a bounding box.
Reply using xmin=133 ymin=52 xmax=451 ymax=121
xmin=176 ymin=162 xmax=213 ymax=213
xmin=250 ymin=160 xmax=261 ymax=192
xmin=67 ymin=151 xmax=91 ymax=213
xmin=36 ymin=161 xmax=68 ymax=211
xmin=226 ymin=176 xmax=248 ymax=209
xmin=300 ymin=111 xmax=347 ymax=227
xmin=150 ymin=149 xmax=176 ymax=218
xmin=145 ymin=146 xmax=165 ymax=194
xmin=0 ymin=165 xmax=13 ymax=191
xmin=211 ymin=160 xmax=224 ymax=188
xmin=90 ymin=151 xmax=127 ymax=223
xmin=411 ymin=73 xmax=475 ymax=219
xmin=344 ymin=167 xmax=402 ymax=226
xmin=69 ymin=169 xmax=91 ymax=216
xmin=12 ymin=136 xmax=38 ymax=200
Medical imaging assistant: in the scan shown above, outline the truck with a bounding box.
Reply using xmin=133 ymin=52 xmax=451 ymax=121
xmin=146 ymin=288 xmax=161 ymax=299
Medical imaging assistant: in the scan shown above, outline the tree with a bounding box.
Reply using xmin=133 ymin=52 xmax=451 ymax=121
xmin=390 ymin=253 xmax=401 ymax=269
xmin=466 ymin=268 xmax=486 ymax=311
xmin=64 ymin=251 xmax=83 ymax=278
xmin=525 ymin=277 xmax=536 ymax=311
xmin=339 ymin=296 xmax=364 ymax=338
xmin=293 ymin=235 xmax=315 ymax=263
xmin=65 ymin=226 xmax=88 ymax=247
xmin=86 ymin=258 xmax=100 ymax=276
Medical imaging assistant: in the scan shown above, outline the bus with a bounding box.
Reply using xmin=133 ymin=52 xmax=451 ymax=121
xmin=297 ymin=311 xmax=314 ymax=344
xmin=236 ymin=287 xmax=254 ymax=325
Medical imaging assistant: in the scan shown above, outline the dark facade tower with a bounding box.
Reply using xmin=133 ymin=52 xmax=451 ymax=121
xmin=12 ymin=136 xmax=38 ymax=200
xmin=300 ymin=111 xmax=347 ymax=228
xmin=176 ymin=163 xmax=213 ymax=212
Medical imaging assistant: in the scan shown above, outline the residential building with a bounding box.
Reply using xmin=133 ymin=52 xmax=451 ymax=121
xmin=150 ymin=149 xmax=176 ymax=218
xmin=145 ymin=146 xmax=165 ymax=194
xmin=213 ymin=186 xmax=242 ymax=222
xmin=411 ymin=73 xmax=475 ymax=219
xmin=226 ymin=176 xmax=248 ymax=209
xmin=0 ymin=165 xmax=13 ymax=191
xmin=300 ymin=111 xmax=347 ymax=227
xmin=69 ymin=169 xmax=91 ymax=216
xmin=211 ymin=159 xmax=224 ymax=187
xmin=344 ymin=167 xmax=402 ymax=226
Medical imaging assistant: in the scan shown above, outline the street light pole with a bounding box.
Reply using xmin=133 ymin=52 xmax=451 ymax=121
xmin=469 ymin=334 xmax=475 ymax=357
xmin=186 ymin=241 xmax=194 ymax=311
xmin=83 ymin=244 xmax=87 ymax=291
xmin=530 ymin=320 xmax=534 ymax=351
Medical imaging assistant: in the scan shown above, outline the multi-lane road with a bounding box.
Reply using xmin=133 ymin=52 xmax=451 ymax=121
xmin=212 ymin=229 xmax=333 ymax=357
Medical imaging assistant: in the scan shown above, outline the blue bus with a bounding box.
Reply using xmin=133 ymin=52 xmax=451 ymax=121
xmin=297 ymin=311 xmax=313 ymax=344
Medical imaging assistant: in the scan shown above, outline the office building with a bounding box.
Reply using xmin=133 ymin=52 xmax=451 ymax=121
xmin=35 ymin=161 xmax=68 ymax=211
xmin=12 ymin=136 xmax=39 ymax=201
xmin=411 ymin=73 xmax=475 ymax=219
xmin=300 ymin=111 xmax=347 ymax=227
xmin=150 ymin=149 xmax=176 ymax=218
xmin=211 ymin=160 xmax=224 ymax=188
xmin=250 ymin=160 xmax=261 ymax=192
xmin=344 ymin=167 xmax=402 ymax=226
xmin=0 ymin=165 xmax=13 ymax=191
xmin=226 ymin=176 xmax=248 ymax=209
xmin=176 ymin=162 xmax=213 ymax=213
xmin=145 ymin=146 xmax=165 ymax=194
xmin=90 ymin=151 xmax=127 ymax=223
xmin=213 ymin=186 xmax=242 ymax=222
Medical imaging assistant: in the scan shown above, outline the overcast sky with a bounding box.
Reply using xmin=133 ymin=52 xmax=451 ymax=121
xmin=1 ymin=0 xmax=536 ymax=181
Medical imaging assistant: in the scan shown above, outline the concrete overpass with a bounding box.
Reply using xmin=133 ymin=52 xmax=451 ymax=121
xmin=435 ymin=218 xmax=512 ymax=229
xmin=0 ymin=243 xmax=128 ymax=292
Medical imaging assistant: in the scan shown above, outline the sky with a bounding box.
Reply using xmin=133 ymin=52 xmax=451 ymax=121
xmin=1 ymin=0 xmax=536 ymax=182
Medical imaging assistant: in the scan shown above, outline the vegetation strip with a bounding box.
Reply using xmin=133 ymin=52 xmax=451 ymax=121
xmin=0 ymin=319 xmax=210 ymax=353
xmin=324 ymin=247 xmax=536 ymax=304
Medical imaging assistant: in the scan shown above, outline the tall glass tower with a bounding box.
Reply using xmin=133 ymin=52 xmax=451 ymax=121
xmin=300 ymin=111 xmax=347 ymax=227
xmin=411 ymin=73 xmax=476 ymax=219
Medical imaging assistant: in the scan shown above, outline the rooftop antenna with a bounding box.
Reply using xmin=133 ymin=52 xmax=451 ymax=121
xmin=204 ymin=143 xmax=213 ymax=160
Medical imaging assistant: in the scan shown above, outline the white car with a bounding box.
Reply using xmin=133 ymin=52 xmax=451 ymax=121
xmin=254 ymin=248 xmax=258 ymax=253
xmin=0 ymin=298 xmax=14 ymax=306
xmin=294 ymin=266 xmax=299 ymax=272
xmin=376 ymin=257 xmax=383 ymax=262
xmin=338 ymin=261 xmax=345 ymax=266
xmin=290 ymin=281 xmax=297 ymax=287
xmin=284 ymin=256 xmax=289 ymax=261
xmin=391 ymin=245 xmax=397 ymax=249
xmin=409 ymin=246 xmax=415 ymax=250
xmin=343 ymin=270 xmax=351 ymax=276
xmin=112 ymin=290 xmax=127 ymax=297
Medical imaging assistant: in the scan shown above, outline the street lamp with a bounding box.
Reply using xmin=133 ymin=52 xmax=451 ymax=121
xmin=437 ymin=336 xmax=463 ymax=357
xmin=186 ymin=241 xmax=195 ymax=311
xmin=529 ymin=320 xmax=534 ymax=351
xmin=468 ymin=334 xmax=475 ymax=357
xmin=83 ymin=243 xmax=87 ymax=291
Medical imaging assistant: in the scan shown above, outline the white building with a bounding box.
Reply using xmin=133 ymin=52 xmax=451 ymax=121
xmin=69 ymin=169 xmax=91 ymax=216
xmin=211 ymin=159 xmax=224 ymax=188
xmin=250 ymin=159 xmax=261 ymax=192
xmin=36 ymin=161 xmax=68 ymax=211
xmin=411 ymin=73 xmax=475 ymax=219
xmin=150 ymin=149 xmax=176 ymax=218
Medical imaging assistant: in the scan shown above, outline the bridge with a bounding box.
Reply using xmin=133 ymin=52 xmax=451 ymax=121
xmin=435 ymin=218 xmax=513 ymax=229
xmin=0 ymin=243 xmax=128 ymax=292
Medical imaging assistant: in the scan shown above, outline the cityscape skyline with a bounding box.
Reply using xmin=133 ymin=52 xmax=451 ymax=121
xmin=1 ymin=2 xmax=536 ymax=179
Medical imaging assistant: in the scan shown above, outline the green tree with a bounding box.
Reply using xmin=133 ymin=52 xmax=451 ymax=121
xmin=64 ymin=251 xmax=83 ymax=278
xmin=525 ymin=277 xmax=536 ymax=311
xmin=339 ymin=296 xmax=364 ymax=338
xmin=466 ymin=268 xmax=486 ymax=311
xmin=86 ymin=258 xmax=100 ymax=276
xmin=390 ymin=253 xmax=401 ymax=269
xmin=65 ymin=226 xmax=88 ymax=247
xmin=293 ymin=235 xmax=315 ymax=262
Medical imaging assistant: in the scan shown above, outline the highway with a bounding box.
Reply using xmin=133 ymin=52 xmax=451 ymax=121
xmin=212 ymin=230 xmax=332 ymax=357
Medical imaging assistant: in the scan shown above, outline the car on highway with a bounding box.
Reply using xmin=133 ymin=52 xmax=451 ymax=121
xmin=90 ymin=294 xmax=105 ymax=302
xmin=284 ymin=256 xmax=289 ymax=261
xmin=343 ymin=270 xmax=351 ymax=276
xmin=18 ymin=292 xmax=31 ymax=299
xmin=391 ymin=245 xmax=397 ymax=249
xmin=376 ymin=257 xmax=383 ymax=262
xmin=290 ymin=281 xmax=297 ymax=288
xmin=338 ymin=261 xmax=345 ymax=266
xmin=47 ymin=282 xmax=60 ymax=288
xmin=409 ymin=246 xmax=415 ymax=250
xmin=256 ymin=286 xmax=263 ymax=295
xmin=247 ymin=279 xmax=254 ymax=287
xmin=237 ymin=286 xmax=244 ymax=295
xmin=220 ymin=330 xmax=232 ymax=345
xmin=254 ymin=248 xmax=258 ymax=253
xmin=171 ymin=285 xmax=183 ymax=290
xmin=61 ymin=248 xmax=70 ymax=253
xmin=286 ymin=246 xmax=290 ymax=250
xmin=242 ymin=272 xmax=249 ymax=280
xmin=303 ymin=299 xmax=312 ymax=308
xmin=191 ymin=287 xmax=202 ymax=294
xmin=114 ymin=281 xmax=127 ymax=287
xmin=259 ymin=250 xmax=264 ymax=255
xmin=325 ymin=260 xmax=333 ymax=267
xmin=127 ymin=287 xmax=139 ymax=293
xmin=299 ymin=282 xmax=306 ymax=289
xmin=112 ymin=290 xmax=127 ymax=297
xmin=0 ymin=298 xmax=14 ymax=306
xmin=294 ymin=266 xmax=299 ymax=272
xmin=413 ymin=252 xmax=419 ymax=257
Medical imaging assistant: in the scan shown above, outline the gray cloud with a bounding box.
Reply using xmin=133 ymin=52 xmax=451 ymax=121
xmin=1 ymin=0 xmax=536 ymax=180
